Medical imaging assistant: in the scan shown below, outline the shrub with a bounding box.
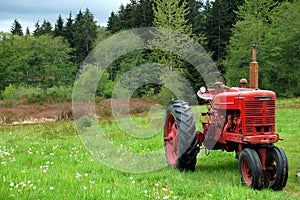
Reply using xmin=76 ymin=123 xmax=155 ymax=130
xmin=2 ymin=85 xmax=75 ymax=104
xmin=46 ymin=86 xmax=72 ymax=103
xmin=2 ymin=84 xmax=19 ymax=107
xmin=20 ymin=87 xmax=46 ymax=104
xmin=77 ymin=115 xmax=93 ymax=130
xmin=2 ymin=84 xmax=18 ymax=100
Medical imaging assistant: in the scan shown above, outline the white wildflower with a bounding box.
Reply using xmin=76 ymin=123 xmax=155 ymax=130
xmin=163 ymin=195 xmax=170 ymax=200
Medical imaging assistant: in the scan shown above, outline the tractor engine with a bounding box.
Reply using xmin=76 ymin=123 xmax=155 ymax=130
xmin=225 ymin=110 xmax=241 ymax=134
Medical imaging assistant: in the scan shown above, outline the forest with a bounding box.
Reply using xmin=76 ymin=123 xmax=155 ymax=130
xmin=0 ymin=0 xmax=299 ymax=105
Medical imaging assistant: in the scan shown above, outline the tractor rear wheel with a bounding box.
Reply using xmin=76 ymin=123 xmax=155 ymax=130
xmin=238 ymin=148 xmax=264 ymax=190
xmin=164 ymin=100 xmax=199 ymax=171
xmin=265 ymin=146 xmax=288 ymax=190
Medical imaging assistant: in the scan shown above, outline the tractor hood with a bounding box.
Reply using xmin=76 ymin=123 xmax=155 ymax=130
xmin=213 ymin=88 xmax=276 ymax=110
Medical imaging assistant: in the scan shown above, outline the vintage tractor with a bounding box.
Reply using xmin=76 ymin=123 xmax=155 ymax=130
xmin=163 ymin=46 xmax=288 ymax=190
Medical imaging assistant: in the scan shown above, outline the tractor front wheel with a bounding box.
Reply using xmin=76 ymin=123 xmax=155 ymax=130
xmin=164 ymin=100 xmax=199 ymax=171
xmin=265 ymin=146 xmax=288 ymax=190
xmin=238 ymin=148 xmax=264 ymax=190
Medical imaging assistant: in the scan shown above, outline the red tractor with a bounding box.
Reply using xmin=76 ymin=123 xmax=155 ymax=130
xmin=163 ymin=47 xmax=288 ymax=190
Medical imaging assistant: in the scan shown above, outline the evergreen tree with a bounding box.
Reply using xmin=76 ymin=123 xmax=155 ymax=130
xmin=107 ymin=11 xmax=120 ymax=33
xmin=153 ymin=0 xmax=192 ymax=34
xmin=41 ymin=20 xmax=53 ymax=35
xmin=33 ymin=20 xmax=53 ymax=36
xmin=151 ymin=0 xmax=195 ymax=69
xmin=150 ymin=0 xmax=199 ymax=101
xmin=73 ymin=8 xmax=98 ymax=65
xmin=25 ymin=27 xmax=30 ymax=35
xmin=11 ymin=19 xmax=23 ymax=36
xmin=135 ymin=0 xmax=154 ymax=27
xmin=33 ymin=21 xmax=41 ymax=36
xmin=107 ymin=0 xmax=154 ymax=33
xmin=54 ymin=14 xmax=64 ymax=37
xmin=63 ymin=12 xmax=75 ymax=47
xmin=261 ymin=1 xmax=300 ymax=96
xmin=185 ymin=0 xmax=205 ymax=36
xmin=224 ymin=0 xmax=277 ymax=86
xmin=205 ymin=0 xmax=244 ymax=70
xmin=117 ymin=4 xmax=132 ymax=30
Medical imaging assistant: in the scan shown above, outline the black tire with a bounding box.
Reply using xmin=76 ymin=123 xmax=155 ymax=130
xmin=265 ymin=146 xmax=288 ymax=190
xmin=164 ymin=100 xmax=199 ymax=171
xmin=238 ymin=148 xmax=264 ymax=190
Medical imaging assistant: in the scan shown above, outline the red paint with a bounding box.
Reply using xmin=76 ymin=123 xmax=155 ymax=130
xmin=165 ymin=114 xmax=179 ymax=166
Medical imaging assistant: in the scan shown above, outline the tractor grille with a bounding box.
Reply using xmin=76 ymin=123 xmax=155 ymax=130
xmin=245 ymin=100 xmax=275 ymax=133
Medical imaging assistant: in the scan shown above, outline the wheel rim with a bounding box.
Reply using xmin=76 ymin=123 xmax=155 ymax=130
xmin=241 ymin=157 xmax=252 ymax=186
xmin=266 ymin=155 xmax=277 ymax=185
xmin=165 ymin=114 xmax=179 ymax=166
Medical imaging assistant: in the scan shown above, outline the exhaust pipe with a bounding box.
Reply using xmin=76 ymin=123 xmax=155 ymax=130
xmin=250 ymin=45 xmax=258 ymax=89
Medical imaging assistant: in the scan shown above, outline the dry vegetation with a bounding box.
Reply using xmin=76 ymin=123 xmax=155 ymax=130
xmin=0 ymin=98 xmax=160 ymax=124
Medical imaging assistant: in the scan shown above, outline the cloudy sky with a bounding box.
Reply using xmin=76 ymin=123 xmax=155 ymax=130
xmin=0 ymin=0 xmax=131 ymax=33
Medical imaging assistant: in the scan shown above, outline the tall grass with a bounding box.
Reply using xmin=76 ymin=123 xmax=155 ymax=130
xmin=0 ymin=99 xmax=299 ymax=199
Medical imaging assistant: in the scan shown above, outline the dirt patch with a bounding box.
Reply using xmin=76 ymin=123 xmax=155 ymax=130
xmin=0 ymin=102 xmax=72 ymax=124
xmin=0 ymin=98 xmax=161 ymax=125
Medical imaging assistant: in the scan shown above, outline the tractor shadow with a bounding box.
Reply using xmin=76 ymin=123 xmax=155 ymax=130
xmin=194 ymin=153 xmax=238 ymax=174
xmin=192 ymin=157 xmax=240 ymax=184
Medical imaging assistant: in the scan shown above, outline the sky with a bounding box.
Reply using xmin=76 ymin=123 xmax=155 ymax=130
xmin=0 ymin=0 xmax=131 ymax=33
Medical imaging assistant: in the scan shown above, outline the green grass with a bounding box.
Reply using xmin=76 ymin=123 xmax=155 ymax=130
xmin=0 ymin=99 xmax=300 ymax=199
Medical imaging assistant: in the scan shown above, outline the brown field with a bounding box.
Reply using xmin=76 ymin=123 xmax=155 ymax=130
xmin=0 ymin=98 xmax=160 ymax=124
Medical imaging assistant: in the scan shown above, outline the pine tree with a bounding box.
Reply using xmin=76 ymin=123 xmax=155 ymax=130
xmin=135 ymin=0 xmax=154 ymax=27
xmin=151 ymin=0 xmax=193 ymax=69
xmin=118 ymin=4 xmax=132 ymax=30
xmin=205 ymin=0 xmax=244 ymax=69
xmin=33 ymin=20 xmax=53 ymax=36
xmin=63 ymin=12 xmax=74 ymax=47
xmin=153 ymin=0 xmax=192 ymax=34
xmin=73 ymin=8 xmax=98 ymax=66
xmin=41 ymin=20 xmax=53 ymax=35
xmin=224 ymin=0 xmax=277 ymax=86
xmin=25 ymin=27 xmax=30 ymax=35
xmin=107 ymin=11 xmax=120 ymax=33
xmin=33 ymin=21 xmax=41 ymax=36
xmin=11 ymin=19 xmax=23 ymax=36
xmin=150 ymin=0 xmax=199 ymax=102
xmin=107 ymin=0 xmax=154 ymax=33
xmin=185 ymin=0 xmax=205 ymax=36
xmin=54 ymin=14 xmax=64 ymax=37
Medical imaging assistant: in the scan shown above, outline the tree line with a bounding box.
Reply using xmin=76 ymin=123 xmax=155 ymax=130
xmin=1 ymin=8 xmax=98 ymax=90
xmin=1 ymin=0 xmax=299 ymax=104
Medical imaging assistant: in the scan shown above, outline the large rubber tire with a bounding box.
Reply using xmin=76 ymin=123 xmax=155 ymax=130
xmin=265 ymin=146 xmax=288 ymax=190
xmin=238 ymin=148 xmax=264 ymax=190
xmin=164 ymin=100 xmax=199 ymax=171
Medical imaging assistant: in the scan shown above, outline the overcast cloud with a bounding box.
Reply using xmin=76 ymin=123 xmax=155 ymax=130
xmin=0 ymin=0 xmax=131 ymax=33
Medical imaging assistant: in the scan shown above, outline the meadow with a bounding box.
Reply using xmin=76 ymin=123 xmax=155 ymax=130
xmin=0 ymin=98 xmax=299 ymax=199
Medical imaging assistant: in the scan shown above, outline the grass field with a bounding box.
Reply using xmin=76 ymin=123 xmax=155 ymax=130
xmin=0 ymin=98 xmax=299 ymax=199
